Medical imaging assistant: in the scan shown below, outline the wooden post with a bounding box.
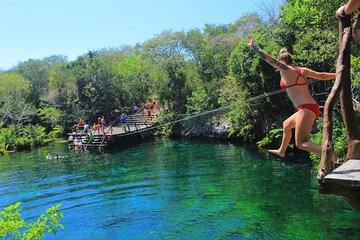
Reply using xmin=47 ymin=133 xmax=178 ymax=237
xmin=337 ymin=16 xmax=360 ymax=160
xmin=319 ymin=15 xmax=360 ymax=182
xmin=338 ymin=15 xmax=351 ymax=42
xmin=318 ymin=16 xmax=350 ymax=180
xmin=344 ymin=14 xmax=360 ymax=159
xmin=318 ymin=29 xmax=350 ymax=179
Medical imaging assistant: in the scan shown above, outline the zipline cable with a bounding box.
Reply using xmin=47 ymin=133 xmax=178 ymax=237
xmin=117 ymin=79 xmax=319 ymax=137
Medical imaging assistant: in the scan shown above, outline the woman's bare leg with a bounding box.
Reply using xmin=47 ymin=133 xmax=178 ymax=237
xmin=295 ymin=109 xmax=337 ymax=162
xmin=268 ymin=113 xmax=297 ymax=157
xmin=294 ymin=109 xmax=321 ymax=153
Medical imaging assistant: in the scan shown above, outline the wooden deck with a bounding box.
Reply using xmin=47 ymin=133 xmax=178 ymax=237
xmin=68 ymin=113 xmax=156 ymax=150
xmin=324 ymin=160 xmax=360 ymax=187
xmin=319 ymin=160 xmax=360 ymax=199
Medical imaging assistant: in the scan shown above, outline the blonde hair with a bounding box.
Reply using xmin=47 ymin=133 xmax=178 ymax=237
xmin=277 ymin=47 xmax=293 ymax=65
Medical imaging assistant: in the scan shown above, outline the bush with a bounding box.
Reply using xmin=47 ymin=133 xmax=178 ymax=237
xmin=0 ymin=143 xmax=9 ymax=155
xmin=257 ymin=126 xmax=283 ymax=149
xmin=0 ymin=124 xmax=48 ymax=153
xmin=0 ymin=202 xmax=64 ymax=239
xmin=48 ymin=125 xmax=64 ymax=139
xmin=310 ymin=116 xmax=347 ymax=163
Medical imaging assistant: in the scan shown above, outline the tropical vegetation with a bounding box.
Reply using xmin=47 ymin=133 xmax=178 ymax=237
xmin=0 ymin=202 xmax=64 ymax=239
xmin=0 ymin=0 xmax=357 ymax=161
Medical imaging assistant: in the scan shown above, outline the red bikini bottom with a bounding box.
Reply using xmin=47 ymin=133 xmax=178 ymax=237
xmin=297 ymin=103 xmax=320 ymax=118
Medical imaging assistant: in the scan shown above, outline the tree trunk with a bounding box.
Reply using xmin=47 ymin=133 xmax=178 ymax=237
xmin=318 ymin=17 xmax=350 ymax=178
xmin=338 ymin=26 xmax=360 ymax=160
xmin=318 ymin=28 xmax=349 ymax=175
xmin=319 ymin=15 xmax=360 ymax=181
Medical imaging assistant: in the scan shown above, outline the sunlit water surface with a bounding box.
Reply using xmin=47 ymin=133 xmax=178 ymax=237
xmin=1 ymin=138 xmax=359 ymax=239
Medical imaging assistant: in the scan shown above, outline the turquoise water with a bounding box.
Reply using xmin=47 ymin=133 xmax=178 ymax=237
xmin=0 ymin=138 xmax=359 ymax=240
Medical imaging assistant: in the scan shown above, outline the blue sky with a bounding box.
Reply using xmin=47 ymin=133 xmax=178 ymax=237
xmin=0 ymin=0 xmax=281 ymax=70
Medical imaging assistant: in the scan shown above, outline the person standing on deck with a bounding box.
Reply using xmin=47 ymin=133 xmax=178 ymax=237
xmin=89 ymin=131 xmax=94 ymax=142
xmin=147 ymin=108 xmax=151 ymax=122
xmin=121 ymin=114 xmax=127 ymax=133
xmin=247 ymin=35 xmax=337 ymax=160
xmin=97 ymin=118 xmax=101 ymax=134
xmin=101 ymin=116 xmax=105 ymax=133
xmin=133 ymin=104 xmax=139 ymax=114
xmin=109 ymin=117 xmax=115 ymax=134
xmin=83 ymin=121 xmax=89 ymax=134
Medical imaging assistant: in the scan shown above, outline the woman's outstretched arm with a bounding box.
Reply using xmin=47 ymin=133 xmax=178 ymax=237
xmin=247 ymin=35 xmax=289 ymax=71
xmin=301 ymin=67 xmax=336 ymax=81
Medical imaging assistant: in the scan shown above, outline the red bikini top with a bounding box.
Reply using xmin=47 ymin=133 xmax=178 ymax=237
xmin=280 ymin=66 xmax=308 ymax=90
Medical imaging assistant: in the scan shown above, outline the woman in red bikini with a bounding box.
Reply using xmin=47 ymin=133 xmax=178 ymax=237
xmin=247 ymin=35 xmax=336 ymax=158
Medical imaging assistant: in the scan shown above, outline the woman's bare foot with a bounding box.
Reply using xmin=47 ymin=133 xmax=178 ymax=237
xmin=268 ymin=149 xmax=285 ymax=158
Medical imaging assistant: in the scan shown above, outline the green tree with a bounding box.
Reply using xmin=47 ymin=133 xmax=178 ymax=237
xmin=48 ymin=62 xmax=78 ymax=110
xmin=0 ymin=73 xmax=35 ymax=125
xmin=73 ymin=50 xmax=120 ymax=120
xmin=181 ymin=26 xmax=237 ymax=83
xmin=114 ymin=53 xmax=155 ymax=105
xmin=37 ymin=106 xmax=64 ymax=138
xmin=275 ymin=0 xmax=339 ymax=52
xmin=185 ymin=89 xmax=210 ymax=115
xmin=15 ymin=59 xmax=51 ymax=106
xmin=141 ymin=30 xmax=190 ymax=114
xmin=229 ymin=13 xmax=264 ymax=38
xmin=37 ymin=107 xmax=63 ymax=127
xmin=218 ymin=76 xmax=262 ymax=141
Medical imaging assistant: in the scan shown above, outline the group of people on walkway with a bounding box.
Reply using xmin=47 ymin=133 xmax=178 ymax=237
xmin=68 ymin=98 xmax=162 ymax=153
xmin=69 ymin=112 xmax=130 ymax=151
xmin=248 ymin=1 xmax=360 ymax=161
xmin=72 ymin=115 xmax=117 ymax=136
xmin=91 ymin=116 xmax=108 ymax=135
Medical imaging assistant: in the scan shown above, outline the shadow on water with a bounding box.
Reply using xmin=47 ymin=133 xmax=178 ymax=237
xmin=347 ymin=197 xmax=360 ymax=211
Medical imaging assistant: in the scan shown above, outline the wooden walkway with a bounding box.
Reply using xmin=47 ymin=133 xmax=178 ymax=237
xmin=319 ymin=160 xmax=360 ymax=199
xmin=68 ymin=113 xmax=155 ymax=150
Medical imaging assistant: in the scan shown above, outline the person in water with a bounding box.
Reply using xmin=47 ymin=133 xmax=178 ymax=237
xmin=247 ymin=35 xmax=337 ymax=159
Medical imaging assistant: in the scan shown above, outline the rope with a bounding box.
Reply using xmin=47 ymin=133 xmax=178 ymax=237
xmin=117 ymin=80 xmax=317 ymax=137
xmin=100 ymin=79 xmax=321 ymax=139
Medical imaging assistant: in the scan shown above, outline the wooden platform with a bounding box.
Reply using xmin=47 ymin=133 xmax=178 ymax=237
xmin=319 ymin=160 xmax=360 ymax=199
xmin=324 ymin=160 xmax=360 ymax=186
xmin=68 ymin=113 xmax=156 ymax=150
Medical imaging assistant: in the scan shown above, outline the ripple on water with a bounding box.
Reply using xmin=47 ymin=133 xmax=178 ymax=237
xmin=1 ymin=139 xmax=360 ymax=240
